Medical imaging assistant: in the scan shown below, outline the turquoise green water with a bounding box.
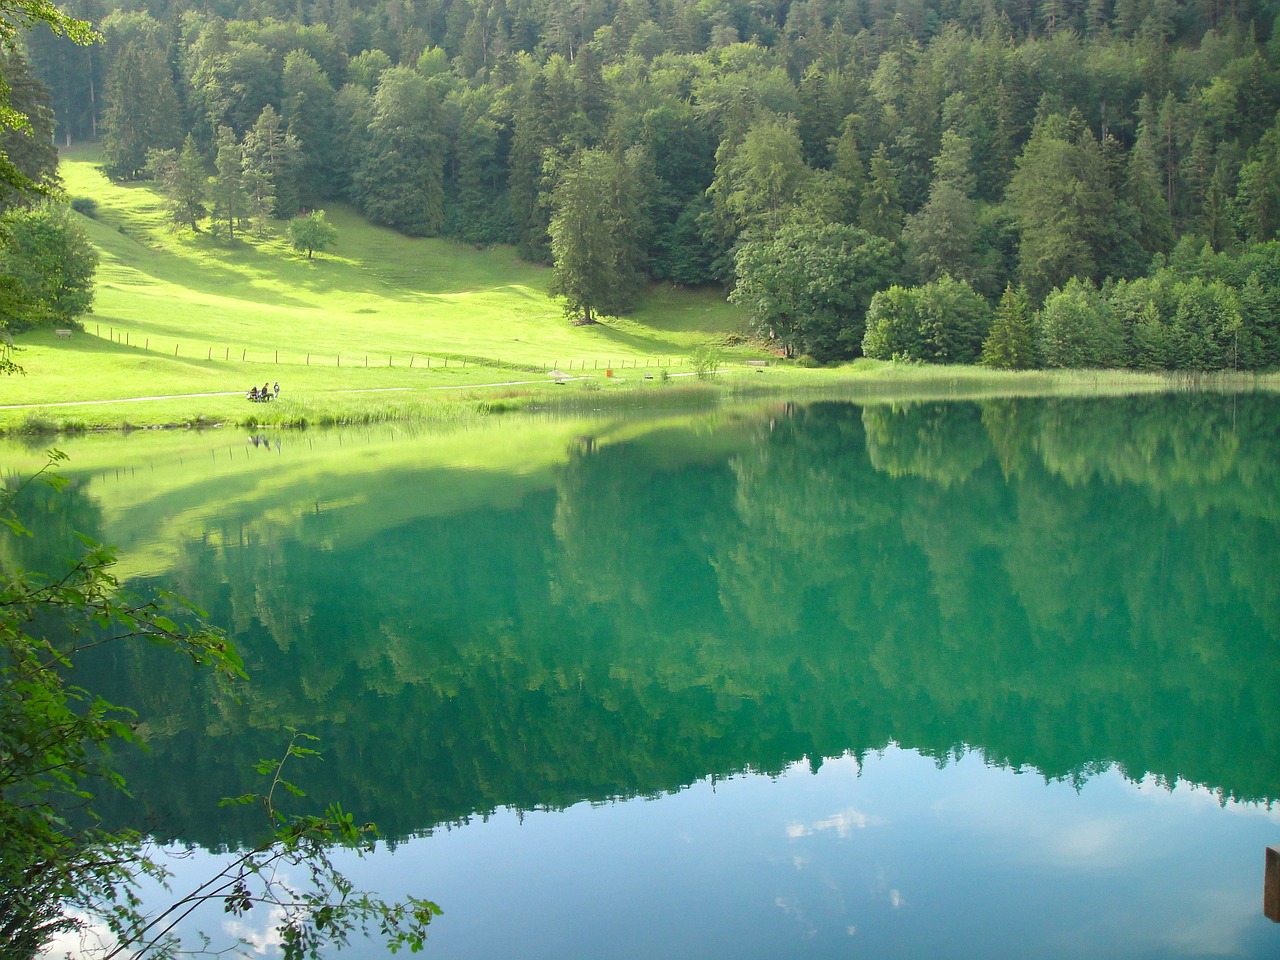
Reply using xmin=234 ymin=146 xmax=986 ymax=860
xmin=5 ymin=393 xmax=1279 ymax=957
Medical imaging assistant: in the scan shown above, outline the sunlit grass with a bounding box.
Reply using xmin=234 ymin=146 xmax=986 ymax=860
xmin=2 ymin=147 xmax=1273 ymax=435
xmin=0 ymin=151 xmax=763 ymax=431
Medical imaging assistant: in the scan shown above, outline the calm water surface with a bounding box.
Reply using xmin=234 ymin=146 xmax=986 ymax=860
xmin=5 ymin=393 xmax=1279 ymax=958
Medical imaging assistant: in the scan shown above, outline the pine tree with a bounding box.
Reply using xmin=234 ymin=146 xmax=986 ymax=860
xmin=242 ymin=104 xmax=301 ymax=222
xmin=146 ymin=134 xmax=208 ymax=232
xmin=209 ymin=125 xmax=248 ymax=242
xmin=859 ymin=143 xmax=904 ymax=241
xmin=981 ymin=285 xmax=1036 ymax=369
xmin=548 ymin=147 xmax=652 ymax=324
xmin=282 ymin=50 xmax=338 ymax=208
xmin=101 ymin=40 xmax=181 ymax=180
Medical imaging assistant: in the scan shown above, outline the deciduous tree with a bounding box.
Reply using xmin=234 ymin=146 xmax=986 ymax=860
xmin=731 ymin=222 xmax=899 ymax=361
xmin=0 ymin=456 xmax=441 ymax=959
xmin=288 ymin=209 xmax=338 ymax=260
xmin=0 ymin=201 xmax=96 ymax=330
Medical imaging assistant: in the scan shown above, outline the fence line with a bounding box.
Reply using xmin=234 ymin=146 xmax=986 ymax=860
xmin=94 ymin=324 xmax=686 ymax=373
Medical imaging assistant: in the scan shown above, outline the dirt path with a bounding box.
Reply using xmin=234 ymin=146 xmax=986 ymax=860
xmin=0 ymin=377 xmax=614 ymax=411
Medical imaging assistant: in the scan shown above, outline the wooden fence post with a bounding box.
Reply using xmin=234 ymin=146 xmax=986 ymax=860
xmin=1266 ymin=847 xmax=1280 ymax=922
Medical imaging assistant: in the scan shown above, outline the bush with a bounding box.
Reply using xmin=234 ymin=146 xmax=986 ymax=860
xmin=691 ymin=343 xmax=721 ymax=380
xmin=69 ymin=197 xmax=97 ymax=218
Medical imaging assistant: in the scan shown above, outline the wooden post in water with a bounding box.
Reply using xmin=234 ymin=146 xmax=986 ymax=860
xmin=1266 ymin=847 xmax=1280 ymax=922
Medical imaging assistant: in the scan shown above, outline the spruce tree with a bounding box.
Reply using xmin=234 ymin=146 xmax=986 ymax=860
xmin=209 ymin=125 xmax=248 ymax=242
xmin=982 ymin=285 xmax=1036 ymax=369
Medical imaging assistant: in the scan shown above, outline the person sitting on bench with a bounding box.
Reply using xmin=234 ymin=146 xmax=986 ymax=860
xmin=248 ymin=385 xmax=260 ymax=400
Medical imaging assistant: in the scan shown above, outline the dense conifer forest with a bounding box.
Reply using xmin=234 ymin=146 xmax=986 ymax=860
xmin=13 ymin=0 xmax=1280 ymax=367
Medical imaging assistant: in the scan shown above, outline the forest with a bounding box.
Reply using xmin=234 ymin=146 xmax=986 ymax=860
xmin=10 ymin=0 xmax=1280 ymax=367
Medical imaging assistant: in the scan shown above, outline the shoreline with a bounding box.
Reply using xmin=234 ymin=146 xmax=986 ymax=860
xmin=3 ymin=365 xmax=1276 ymax=436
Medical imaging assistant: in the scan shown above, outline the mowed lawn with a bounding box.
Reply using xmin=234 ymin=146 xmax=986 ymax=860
xmin=0 ymin=150 xmax=753 ymax=424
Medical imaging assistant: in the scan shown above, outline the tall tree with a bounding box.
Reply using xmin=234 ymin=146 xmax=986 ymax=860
xmin=100 ymin=39 xmax=181 ymax=180
xmin=859 ymin=143 xmax=903 ymax=240
xmin=146 ymin=134 xmax=208 ymax=232
xmin=1236 ymin=118 xmax=1280 ymax=243
xmin=351 ymin=66 xmax=448 ymax=236
xmin=0 ymin=0 xmax=95 ymax=200
xmin=242 ymin=103 xmax=301 ymax=222
xmin=548 ymin=146 xmax=652 ymax=324
xmin=707 ymin=117 xmax=810 ymax=241
xmin=903 ymin=131 xmax=981 ymax=285
xmin=20 ymin=0 xmax=104 ymax=146
xmin=1006 ymin=114 xmax=1112 ymax=301
xmin=208 ymin=124 xmax=248 ymax=242
xmin=281 ymin=49 xmax=337 ymax=208
xmin=445 ymin=87 xmax=514 ymax=246
xmin=0 ymin=48 xmax=56 ymax=211
xmin=1127 ymin=115 xmax=1174 ymax=256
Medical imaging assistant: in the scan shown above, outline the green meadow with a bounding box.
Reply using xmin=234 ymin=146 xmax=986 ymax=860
xmin=0 ymin=149 xmax=758 ymax=431
xmin=1 ymin=149 xmax=1274 ymax=434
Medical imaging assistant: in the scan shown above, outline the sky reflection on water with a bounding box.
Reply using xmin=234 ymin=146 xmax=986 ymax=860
xmin=112 ymin=747 xmax=1280 ymax=960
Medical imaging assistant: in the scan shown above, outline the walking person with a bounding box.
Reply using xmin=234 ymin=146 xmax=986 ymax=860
xmin=273 ymin=380 xmax=280 ymax=399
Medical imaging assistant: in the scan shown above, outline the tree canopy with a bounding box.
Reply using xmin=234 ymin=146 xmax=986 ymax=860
xmin=8 ymin=0 xmax=1280 ymax=366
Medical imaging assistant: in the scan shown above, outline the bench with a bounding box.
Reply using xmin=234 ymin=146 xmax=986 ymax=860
xmin=745 ymin=360 xmax=769 ymax=367
xmin=56 ymin=329 xmax=72 ymax=339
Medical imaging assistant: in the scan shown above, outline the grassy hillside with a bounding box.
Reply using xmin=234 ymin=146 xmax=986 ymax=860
xmin=0 ymin=149 xmax=756 ymax=430
xmin=3 ymin=151 xmax=1271 ymax=434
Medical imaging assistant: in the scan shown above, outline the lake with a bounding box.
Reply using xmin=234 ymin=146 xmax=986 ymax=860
xmin=5 ymin=392 xmax=1280 ymax=959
